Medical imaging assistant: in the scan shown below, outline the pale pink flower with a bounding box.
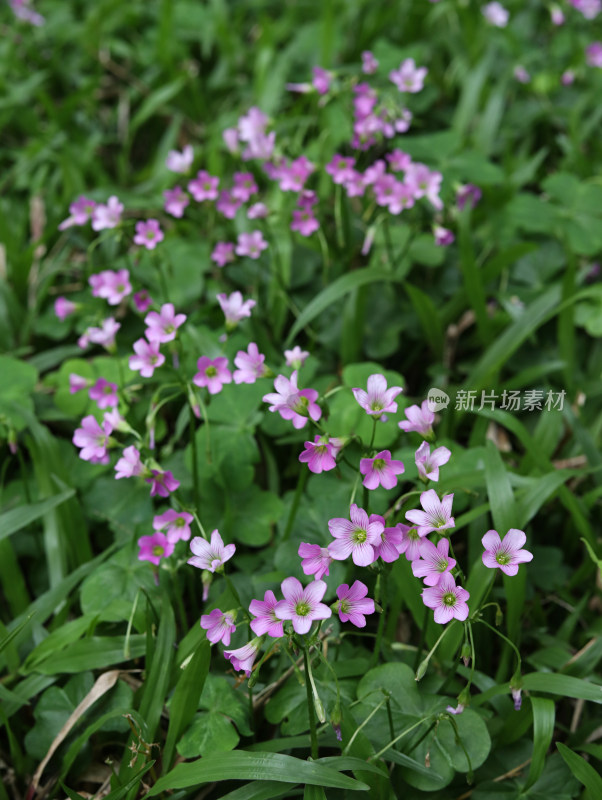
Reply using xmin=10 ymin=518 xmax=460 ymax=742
xmin=398 ymin=400 xmax=435 ymax=436
xmin=434 ymin=225 xmax=455 ymax=247
xmin=114 ymin=445 xmax=143 ymax=480
xmin=89 ymin=269 xmax=132 ymax=306
xmin=193 ymin=356 xmax=232 ymax=395
xmin=262 ymin=371 xmax=321 ymax=429
xmin=312 ymin=66 xmax=331 ymax=94
xmin=163 ymin=186 xmax=189 ymax=218
xmin=233 ymin=342 xmax=266 ymax=384
xmin=249 ymin=591 xmax=284 ymax=638
xmin=550 ymin=5 xmax=565 ymax=24
xmin=291 ymin=208 xmax=319 ymax=236
xmin=69 ymin=374 xmax=88 ymax=394
xmin=415 ymin=442 xmax=451 ymax=482
xmin=335 ymin=581 xmax=375 ymax=628
xmin=387 ymin=149 xmax=412 ymax=172
xmin=235 ymin=230 xmax=268 ymax=258
xmin=88 ymin=377 xmax=118 ymax=409
xmin=211 ymin=242 xmax=235 ymax=267
xmin=363 ymin=160 xmax=387 ymax=185
xmin=133 ymin=219 xmax=164 ymax=250
xmin=360 ymin=450 xmax=405 ymax=490
xmin=561 ymin=70 xmax=575 ymax=86
xmin=328 ymin=504 xmax=384 ymax=566
xmin=166 ymin=145 xmax=193 ymax=173
xmin=482 ymin=1 xmax=509 ymax=26
xmin=81 ymin=318 xmax=121 ymax=350
xmin=129 ymin=338 xmax=165 ymax=378
xmin=274 ymin=577 xmax=332 ymax=634
xmin=361 ymin=51 xmax=378 ymax=74
xmin=389 ymin=59 xmax=427 ymax=93
xmin=325 ymin=155 xmax=356 ymax=184
xmin=397 ymin=524 xmax=423 ymax=561
xmin=422 ymin=574 xmax=470 ymax=624
xmin=91 ymin=196 xmax=123 ymax=231
xmin=153 ymin=509 xmax=194 ymax=543
xmin=352 ymin=374 xmax=403 ymax=418
xmin=284 ymin=346 xmax=309 ymax=368
xmin=456 ymin=183 xmax=482 ymax=211
xmin=201 ymin=609 xmax=236 ymax=645
xmin=247 ymin=202 xmax=269 ymax=219
xmin=373 ymin=524 xmax=405 ymax=563
xmin=481 ymin=529 xmax=533 ymax=576
xmin=412 ymin=538 xmax=456 ymax=586
xmin=138 ymin=532 xmax=174 ymax=565
xmin=405 ymin=490 xmax=455 ymax=537
xmin=145 ymin=303 xmax=186 ymax=343
xmin=54 ymin=297 xmax=77 ymax=320
xmin=217 ymin=291 xmax=256 ymax=325
xmin=513 ymin=65 xmax=530 ymax=84
xmin=58 ymin=196 xmax=96 ymax=230
xmin=586 ymin=42 xmax=602 ymax=68
xmin=73 ymin=415 xmax=113 ymax=462
xmin=404 ymin=163 xmax=443 ymax=210
xmin=146 ymin=470 xmax=180 ymax=498
xmin=298 ymin=543 xmax=333 ymax=580
xmin=133 ymin=290 xmax=153 ymax=313
xmin=223 ymin=127 xmax=239 ymax=153
xmin=188 ymin=529 xmax=236 ymax=572
xmin=277 ymin=156 xmax=314 ymax=192
xmin=446 ymin=703 xmax=465 ymax=715
xmin=188 ymin=170 xmax=219 ymax=201
xmin=299 ymin=435 xmax=342 ymax=474
xmin=232 ymin=171 xmax=258 ymax=202
xmin=571 ymin=0 xmax=600 ymax=18
xmin=224 ymin=638 xmax=263 ymax=676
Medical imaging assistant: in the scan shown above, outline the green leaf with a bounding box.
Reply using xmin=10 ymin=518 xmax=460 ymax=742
xmin=0 ymin=490 xmax=76 ymax=543
xmin=404 ymin=282 xmax=444 ymax=358
xmin=525 ymin=697 xmax=555 ymax=789
xmin=0 ymin=355 xmax=38 ymax=431
xmin=138 ymin=599 xmax=176 ymax=740
xmin=177 ymin=711 xmax=240 ymax=758
xmin=129 ymin=78 xmax=187 ymax=134
xmin=556 ymin=743 xmax=602 ymax=796
xmin=27 ymin=636 xmax=146 ymax=674
xmin=146 ymin=751 xmax=370 ymax=794
xmin=219 ymin=783 xmax=292 ymax=800
xmin=521 ymin=673 xmax=602 ymax=704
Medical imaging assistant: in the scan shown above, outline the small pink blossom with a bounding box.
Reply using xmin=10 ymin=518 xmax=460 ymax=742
xmin=166 ymin=145 xmax=194 ymax=173
xmin=550 ymin=5 xmax=565 ymax=24
xmin=360 ymin=450 xmax=405 ymax=490
xmin=284 ymin=346 xmax=309 ymax=368
xmin=570 ymin=0 xmax=600 ymax=17
xmin=312 ymin=66 xmax=331 ymax=95
xmin=211 ymin=242 xmax=235 ymax=268
xmin=73 ymin=415 xmax=113 ymax=462
xmin=235 ymin=230 xmax=268 ymax=259
xmin=232 ymin=171 xmax=258 ymax=203
xmin=387 ymin=149 xmax=412 ymax=172
xmin=586 ymin=42 xmax=602 ymax=68
xmin=398 ymin=400 xmax=435 ymax=436
xmin=80 ymin=318 xmax=121 ymax=351
xmin=422 ymin=574 xmax=470 ymax=624
xmin=373 ymin=524 xmax=405 ymax=563
xmin=163 ymin=186 xmax=189 ymax=218
xmin=513 ymin=65 xmax=530 ymax=84
xmin=133 ymin=290 xmax=153 ymax=313
xmin=404 ymin=163 xmax=443 ymax=210
xmin=224 ymin=638 xmax=263 ymax=676
xmin=188 ymin=170 xmax=219 ymax=202
xmin=415 ymin=442 xmax=451 ymax=482
xmin=405 ymin=490 xmax=455 ymax=537
xmin=361 ymin=51 xmax=378 ymax=74
xmin=114 ymin=445 xmax=143 ymax=480
xmin=201 ymin=609 xmax=236 ymax=645
xmin=389 ymin=59 xmax=427 ymax=93
xmin=216 ymin=189 xmax=242 ymax=218
xmin=335 ymin=581 xmax=375 ymax=628
xmin=456 ymin=183 xmax=482 ymax=211
xmin=89 ymin=269 xmax=132 ymax=306
xmin=482 ymin=1 xmax=509 ymax=26
xmin=434 ymin=225 xmax=455 ymax=247
xmin=153 ymin=509 xmax=194 ymax=543
xmin=88 ymin=378 xmax=118 ymax=409
xmin=352 ymin=374 xmax=403 ymax=418
xmin=446 ymin=703 xmax=465 ymax=715
xmin=133 ymin=219 xmax=164 ymax=250
xmin=561 ymin=69 xmax=575 ymax=86
xmin=54 ymin=297 xmax=77 ymax=321
xmin=58 ymin=196 xmax=96 ymax=230
xmin=249 ymin=591 xmax=284 ymax=638
xmin=262 ymin=371 xmax=321 ymax=429
xmin=91 ymin=196 xmax=123 ymax=231
xmin=411 ymin=538 xmax=456 ymax=586
xmin=238 ymin=107 xmax=275 ymax=161
xmin=217 ymin=291 xmax=256 ymax=325
xmin=328 ymin=504 xmax=384 ymax=567
xmin=193 ymin=356 xmax=232 ymax=395
xmin=277 ymin=156 xmax=314 ymax=192
xmin=138 ymin=532 xmax=175 ymax=566
xmin=223 ymin=127 xmax=239 ymax=153
xmin=298 ymin=543 xmax=333 ymax=581
xmin=299 ymin=435 xmax=342 ymax=474
xmin=247 ymin=202 xmax=269 ymax=219
xmin=291 ymin=208 xmax=319 ymax=236
xmin=129 ymin=338 xmax=165 ymax=378
xmin=146 ymin=469 xmax=180 ymax=498
xmin=481 ymin=529 xmax=533 ymax=576
xmin=69 ymin=374 xmax=89 ymax=394
xmin=274 ymin=577 xmax=332 ymax=635
xmin=325 ymin=154 xmax=356 ymax=184
xmin=233 ymin=342 xmax=266 ymax=384
xmin=188 ymin=529 xmax=236 ymax=572
xmin=398 ymin=524 xmax=423 ymax=561
xmin=145 ymin=303 xmax=186 ymax=343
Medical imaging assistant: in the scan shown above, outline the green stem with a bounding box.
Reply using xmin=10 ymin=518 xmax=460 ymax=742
xmin=189 ymin=406 xmax=200 ymax=513
xmin=413 ymin=603 xmax=431 ymax=672
xmin=415 ymin=622 xmax=454 ymax=681
xmin=476 ymin=617 xmax=521 ymax=675
xmin=303 ymin=647 xmax=319 ymax=759
xmin=343 ymin=697 xmax=388 ymax=756
xmin=370 ymin=571 xmax=388 ymax=668
xmin=369 ymin=717 xmax=431 ymax=763
xmin=282 ymin=468 xmax=308 ymax=541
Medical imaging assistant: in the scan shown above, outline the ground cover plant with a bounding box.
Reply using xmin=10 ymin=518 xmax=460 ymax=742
xmin=1 ymin=0 xmax=602 ymax=798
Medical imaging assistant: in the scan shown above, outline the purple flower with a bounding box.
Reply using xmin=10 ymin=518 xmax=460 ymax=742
xmin=91 ymin=196 xmax=123 ymax=231
xmin=513 ymin=65 xmax=531 ymax=84
xmin=325 ymin=155 xmax=356 ymax=185
xmin=387 ymin=149 xmax=412 ymax=172
xmin=586 ymin=42 xmax=602 ymax=68
xmin=188 ymin=170 xmax=219 ymax=201
xmin=434 ymin=225 xmax=455 ymax=247
xmin=238 ymin=107 xmax=275 ymax=161
xmin=511 ymin=687 xmax=522 ymax=711
xmin=352 ymin=374 xmax=403 ymax=418
xmin=361 ymin=51 xmax=378 ymax=74
xmin=89 ymin=269 xmax=132 ymax=306
xmin=249 ymin=591 xmax=284 ymax=638
xmin=73 ymin=415 xmax=113 ymax=462
xmin=223 ymin=127 xmax=239 ymax=153
xmin=133 ymin=219 xmax=164 ymax=250
xmin=572 ymin=0 xmax=601 ymax=19
xmin=446 ymin=703 xmax=465 ymax=715
xmin=328 ymin=504 xmax=384 ymax=566
xmin=481 ymin=529 xmax=533 ymax=576
xmin=216 ymin=189 xmax=242 ymax=219
xmin=217 ymin=291 xmax=256 ymax=326
xmin=146 ymin=469 xmax=180 ymax=498
xmin=551 ymin=5 xmax=565 ymax=24
xmin=166 ymin=145 xmax=193 ymax=173
xmin=163 ymin=186 xmax=189 ymax=218
xmin=232 ymin=171 xmax=258 ymax=203
xmin=193 ymin=356 xmax=232 ymax=395
xmin=248 ymin=202 xmax=269 ymax=219
xmin=262 ymin=371 xmax=321 ymax=429
xmin=188 ymin=529 xmax=236 ymax=572
xmin=114 ymin=445 xmax=143 ymax=480
xmin=233 ymin=342 xmax=266 ymax=384
xmin=360 ymin=450 xmax=405 ymax=490
xmin=58 ymin=195 xmax=97 ymax=230
xmin=299 ymin=435 xmax=342 ymax=474
xmin=415 ymin=442 xmax=451 ymax=482
xmin=405 ymin=490 xmax=455 ymax=537
xmin=201 ymin=608 xmax=236 ymax=645
xmin=411 ymin=538 xmax=456 ymax=586
xmin=456 ymin=183 xmax=482 ymax=211
xmin=138 ymin=532 xmax=175 ymax=565
xmin=404 ymin=163 xmax=443 ymax=210
xmin=298 ymin=543 xmax=333 ymax=581
xmin=335 ymin=581 xmax=375 ymax=628
xmin=398 ymin=400 xmax=435 ymax=436
xmin=129 ymin=338 xmax=165 ymax=378
xmin=224 ymin=637 xmax=263 ymax=676
xmin=422 ymin=574 xmax=470 ymax=624
xmin=561 ymin=69 xmax=575 ymax=86
xmin=312 ymin=66 xmax=331 ymax=95
xmin=145 ymin=303 xmax=186 ymax=343
xmin=284 ymin=346 xmax=309 ymax=368
xmin=277 ymin=156 xmax=315 ymax=192
xmin=482 ymin=1 xmax=509 ymax=26
xmin=133 ymin=290 xmax=153 ymax=313
xmin=290 ymin=208 xmax=319 ymax=237
xmin=69 ymin=374 xmax=88 ymax=394
xmin=153 ymin=509 xmax=194 ymax=543
xmin=235 ymin=231 xmax=268 ymax=259
xmin=211 ymin=242 xmax=236 ymax=268
xmin=274 ymin=577 xmax=332 ymax=635
xmin=88 ymin=378 xmax=118 ymax=409
xmin=54 ymin=297 xmax=77 ymax=320
xmin=79 ymin=318 xmax=121 ymax=351
xmin=389 ymin=59 xmax=427 ymax=93
xmin=373 ymin=524 xmax=405 ymax=563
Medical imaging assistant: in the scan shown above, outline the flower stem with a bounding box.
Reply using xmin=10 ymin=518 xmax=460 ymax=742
xmin=303 ymin=646 xmax=319 ymax=759
xmin=369 ymin=570 xmax=388 ymax=668
xmin=282 ymin=467 xmax=308 ymax=541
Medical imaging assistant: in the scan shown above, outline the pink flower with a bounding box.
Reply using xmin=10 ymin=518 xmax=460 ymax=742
xmin=312 ymin=66 xmax=331 ymax=94
xmin=133 ymin=219 xmax=164 ymax=250
xmin=572 ymin=0 xmax=601 ymax=18
xmin=284 ymin=346 xmax=309 ymax=368
xmin=163 ymin=186 xmax=189 ymax=218
xmin=201 ymin=609 xmax=236 ymax=645
xmin=434 ymin=225 xmax=455 ymax=247
xmin=138 ymin=532 xmax=175 ymax=566
xmin=146 ymin=469 xmax=180 ymax=498
xmin=586 ymin=42 xmax=602 ymax=68
xmin=88 ymin=377 xmax=118 ymax=409
xmin=193 ymin=356 xmax=232 ymax=395
xmin=387 ymin=150 xmax=412 ymax=172
xmin=235 ymin=231 xmax=268 ymax=259
xmin=514 ymin=65 xmax=530 ymax=84
xmin=114 ymin=445 xmax=143 ymax=480
xmin=91 ymin=196 xmax=123 ymax=231
xmin=398 ymin=400 xmax=435 ymax=436
xmin=216 ymin=189 xmax=242 ymax=218
xmin=446 ymin=703 xmax=465 ymax=715
xmin=188 ymin=170 xmax=219 ymax=201
xmin=298 ymin=543 xmax=333 ymax=581
xmin=249 ymin=591 xmax=284 ymax=638
xmin=133 ymin=290 xmax=153 ymax=313
xmin=298 ymin=190 xmax=318 ymax=210
xmin=389 ymin=59 xmax=427 ymax=93
xmin=482 ymin=1 xmax=509 ymax=26
xmin=561 ymin=69 xmax=575 ymax=86
xmin=247 ymin=202 xmax=268 ymax=219
xmin=232 ymin=171 xmax=258 ymax=202
xmin=69 ymin=374 xmax=88 ymax=394
xmin=352 ymin=374 xmax=403 ymax=418
xmin=550 ymin=5 xmax=565 ymax=24
xmin=166 ymin=145 xmax=194 ymax=173
xmin=343 ymin=171 xmax=366 ymax=198
xmin=456 ymin=183 xmax=482 ymax=211
xmin=233 ymin=342 xmax=266 ymax=384
xmin=325 ymin=155 xmax=356 ymax=184
xmin=481 ymin=529 xmax=533 ymax=576
xmin=238 ymin=107 xmax=275 ymax=161
xmin=217 ymin=291 xmax=256 ymax=325
xmin=373 ymin=524 xmax=405 ymax=563
xmin=11 ymin=1 xmax=45 ymax=27
xmin=80 ymin=318 xmax=121 ymax=350
xmin=145 ymin=303 xmax=186 ymax=343
xmin=328 ymin=504 xmax=383 ymax=566
xmin=211 ymin=242 xmax=235 ymax=268
xmin=89 ymin=269 xmax=132 ymax=306
xmin=54 ymin=297 xmax=77 ymax=321
xmin=274 ymin=577 xmax=332 ymax=634
xmin=188 ymin=529 xmax=236 ymax=572
xmin=422 ymin=574 xmax=470 ymax=624
xmin=411 ymin=538 xmax=456 ymax=586
xmin=223 ymin=127 xmax=239 ymax=153
xmin=129 ymin=339 xmax=165 ymax=378
xmin=299 ymin=435 xmax=342 ymax=474
xmin=360 ymin=450 xmax=405 ymax=490
xmin=277 ymin=156 xmax=314 ymax=192
xmin=404 ymin=163 xmax=443 ymax=210
xmin=405 ymin=490 xmax=455 ymax=537
xmin=290 ymin=209 xmax=319 ymax=237
xmin=335 ymin=581 xmax=375 ymax=627
xmin=58 ymin=196 xmax=96 ymax=230
xmin=415 ymin=442 xmax=451 ymax=482
xmin=224 ymin=637 xmax=263 ymax=676
xmin=73 ymin=415 xmax=113 ymax=462
xmin=361 ymin=51 xmax=378 ymax=74
xmin=153 ymin=509 xmax=194 ymax=543
xmin=262 ymin=371 xmax=321 ymax=429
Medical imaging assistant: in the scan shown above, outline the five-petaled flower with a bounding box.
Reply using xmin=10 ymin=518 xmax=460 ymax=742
xmin=298 ymin=543 xmax=333 ymax=580
xmin=415 ymin=442 xmax=451 ymax=482
xmin=188 ymin=529 xmax=236 ymax=572
xmin=274 ymin=577 xmax=332 ymax=634
xmin=405 ymin=490 xmax=455 ymax=537
xmin=299 ymin=435 xmax=343 ymax=473
xmin=138 ymin=531 xmax=174 ymax=565
xmin=481 ymin=529 xmax=533 ymax=576
xmin=352 ymin=374 xmax=402 ymax=419
xmin=359 ymin=450 xmax=405 ymax=490
xmin=411 ymin=538 xmax=456 ymax=586
xmin=193 ymin=356 xmax=232 ymax=395
xmin=249 ymin=591 xmax=284 ymax=638
xmin=335 ymin=581 xmax=375 ymax=628
xmin=328 ymin=504 xmax=384 ymax=566
xmin=398 ymin=400 xmax=435 ymax=437
xmin=153 ymin=509 xmax=194 ymax=543
xmin=201 ymin=608 xmax=236 ymax=645
xmin=262 ymin=371 xmax=321 ymax=429
xmin=422 ymin=574 xmax=470 ymax=624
